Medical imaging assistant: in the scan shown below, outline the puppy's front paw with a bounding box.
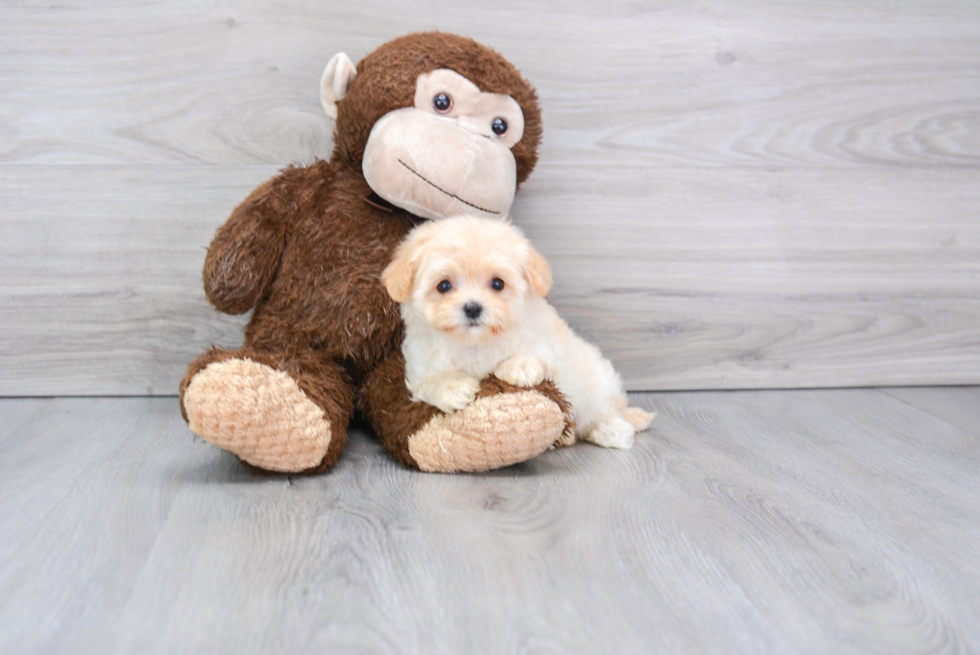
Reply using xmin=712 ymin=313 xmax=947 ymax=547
xmin=494 ymin=354 xmax=548 ymax=387
xmin=431 ymin=375 xmax=481 ymax=413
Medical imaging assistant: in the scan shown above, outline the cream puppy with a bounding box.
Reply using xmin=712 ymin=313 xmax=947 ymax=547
xmin=382 ymin=215 xmax=654 ymax=449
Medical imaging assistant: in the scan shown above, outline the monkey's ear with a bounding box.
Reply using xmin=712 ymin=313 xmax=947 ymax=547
xmin=321 ymin=52 xmax=357 ymax=120
xmin=525 ymin=246 xmax=553 ymax=297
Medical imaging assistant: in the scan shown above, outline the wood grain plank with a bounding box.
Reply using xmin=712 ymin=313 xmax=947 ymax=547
xmin=879 ymin=386 xmax=980 ymax=435
xmin=1 ymin=1 xmax=978 ymax=168
xmin=0 ymin=397 xmax=238 ymax=653
xmin=2 ymin=164 xmax=978 ymax=394
xmin=632 ymin=387 xmax=980 ymax=654
xmin=2 ymin=2 xmax=979 ymax=393
xmin=1 ymin=390 xmax=979 ymax=653
xmin=0 ymin=166 xmax=266 ymax=395
xmin=516 ymin=165 xmax=980 ymax=390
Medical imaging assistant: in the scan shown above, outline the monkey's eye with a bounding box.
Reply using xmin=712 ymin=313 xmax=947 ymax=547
xmin=436 ymin=279 xmax=453 ymax=293
xmin=433 ymin=93 xmax=453 ymax=113
xmin=490 ymin=278 xmax=505 ymax=291
xmin=491 ymin=117 xmax=508 ymax=136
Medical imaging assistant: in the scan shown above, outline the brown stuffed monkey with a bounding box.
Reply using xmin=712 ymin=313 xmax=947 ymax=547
xmin=178 ymin=32 xmax=570 ymax=474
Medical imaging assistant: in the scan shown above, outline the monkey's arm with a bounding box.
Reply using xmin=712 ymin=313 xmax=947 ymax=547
xmin=203 ymin=165 xmax=325 ymax=315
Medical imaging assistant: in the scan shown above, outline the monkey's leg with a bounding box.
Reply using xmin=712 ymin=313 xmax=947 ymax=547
xmin=360 ymin=350 xmax=573 ymax=472
xmin=179 ymin=346 xmax=354 ymax=473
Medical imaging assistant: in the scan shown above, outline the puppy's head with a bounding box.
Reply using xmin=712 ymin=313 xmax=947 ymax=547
xmin=382 ymin=215 xmax=552 ymax=343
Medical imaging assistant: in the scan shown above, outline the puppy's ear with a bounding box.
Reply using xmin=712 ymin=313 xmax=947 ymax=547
xmin=383 ymin=229 xmax=432 ymax=302
xmin=382 ymin=243 xmax=415 ymax=303
xmin=525 ymin=246 xmax=553 ymax=297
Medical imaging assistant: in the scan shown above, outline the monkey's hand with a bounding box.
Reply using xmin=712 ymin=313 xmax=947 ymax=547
xmin=203 ymin=165 xmax=324 ymax=314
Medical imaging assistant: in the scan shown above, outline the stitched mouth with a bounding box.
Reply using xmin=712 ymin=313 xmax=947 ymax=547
xmin=397 ymin=159 xmax=500 ymax=215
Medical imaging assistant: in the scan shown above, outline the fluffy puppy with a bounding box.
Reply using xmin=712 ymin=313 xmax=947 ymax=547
xmin=382 ymin=215 xmax=654 ymax=449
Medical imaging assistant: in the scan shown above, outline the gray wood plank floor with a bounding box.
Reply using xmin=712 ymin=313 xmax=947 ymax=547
xmin=1 ymin=389 xmax=978 ymax=654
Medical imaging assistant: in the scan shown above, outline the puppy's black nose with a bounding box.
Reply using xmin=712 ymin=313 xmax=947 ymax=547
xmin=463 ymin=302 xmax=483 ymax=319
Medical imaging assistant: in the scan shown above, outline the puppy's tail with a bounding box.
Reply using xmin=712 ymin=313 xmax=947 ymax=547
xmin=615 ymin=394 xmax=655 ymax=432
xmin=623 ymin=407 xmax=655 ymax=431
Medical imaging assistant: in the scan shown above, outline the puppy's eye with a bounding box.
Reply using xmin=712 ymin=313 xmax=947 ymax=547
xmin=433 ymin=93 xmax=453 ymax=113
xmin=491 ymin=117 xmax=508 ymax=136
xmin=436 ymin=279 xmax=453 ymax=293
xmin=490 ymin=278 xmax=505 ymax=291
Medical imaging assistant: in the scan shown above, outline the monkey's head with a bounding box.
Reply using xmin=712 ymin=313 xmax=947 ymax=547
xmin=321 ymin=32 xmax=542 ymax=221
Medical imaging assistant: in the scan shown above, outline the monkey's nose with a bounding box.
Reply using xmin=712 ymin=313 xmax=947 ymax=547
xmin=463 ymin=302 xmax=483 ymax=319
xmin=456 ymin=116 xmax=493 ymax=139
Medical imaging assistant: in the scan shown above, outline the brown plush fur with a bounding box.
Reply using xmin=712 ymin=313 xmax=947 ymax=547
xmin=179 ymin=32 xmax=565 ymax=472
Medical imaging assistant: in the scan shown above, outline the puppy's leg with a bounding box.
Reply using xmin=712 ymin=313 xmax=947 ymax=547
xmin=411 ymin=370 xmax=482 ymax=413
xmin=494 ymin=353 xmax=548 ymax=388
xmin=582 ymin=416 xmax=636 ymax=450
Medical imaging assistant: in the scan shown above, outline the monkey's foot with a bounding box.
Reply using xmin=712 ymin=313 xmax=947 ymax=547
xmin=407 ymin=390 xmax=564 ymax=472
xmin=183 ymin=358 xmax=332 ymax=472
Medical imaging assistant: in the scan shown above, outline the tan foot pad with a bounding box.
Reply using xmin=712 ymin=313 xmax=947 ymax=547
xmin=408 ymin=391 xmax=564 ymax=472
xmin=183 ymin=358 xmax=331 ymax=472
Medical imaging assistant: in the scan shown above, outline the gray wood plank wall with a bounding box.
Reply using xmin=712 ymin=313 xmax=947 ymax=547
xmin=2 ymin=1 xmax=979 ymax=395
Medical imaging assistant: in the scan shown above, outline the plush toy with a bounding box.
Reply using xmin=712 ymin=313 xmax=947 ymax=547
xmin=179 ymin=32 xmax=570 ymax=474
